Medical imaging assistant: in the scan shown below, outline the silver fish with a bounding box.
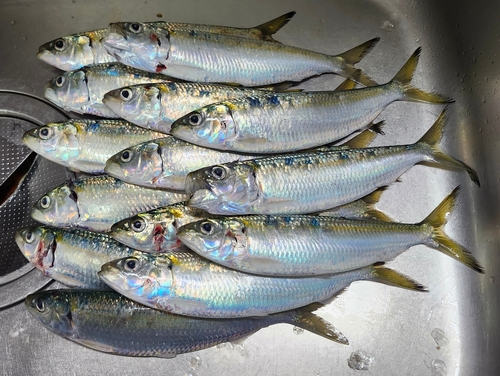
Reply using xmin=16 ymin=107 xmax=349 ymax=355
xmin=44 ymin=63 xmax=171 ymax=117
xmin=31 ymin=175 xmax=187 ymax=232
xmin=98 ymin=250 xmax=425 ymax=318
xmin=177 ymin=187 xmax=484 ymax=276
xmin=170 ymin=48 xmax=452 ymax=153
xmin=22 ymin=120 xmax=165 ymax=174
xmin=184 ymin=108 xmax=479 ymax=215
xmin=36 ymin=12 xmax=296 ymax=71
xmin=15 ymin=226 xmax=140 ymax=288
xmin=25 ymin=289 xmax=348 ymax=359
xmin=102 ymin=20 xmax=379 ymax=86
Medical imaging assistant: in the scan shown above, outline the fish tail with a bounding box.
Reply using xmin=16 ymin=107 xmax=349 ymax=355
xmin=391 ymin=47 xmax=454 ymax=104
xmin=369 ymin=263 xmax=427 ymax=291
xmin=333 ymin=77 xmax=357 ymax=92
xmin=421 ymin=186 xmax=485 ymax=273
xmin=336 ymin=37 xmax=380 ymax=86
xmin=362 ymin=187 xmax=394 ymax=222
xmin=416 ymin=108 xmax=480 ymax=185
xmin=284 ymin=303 xmax=349 ymax=345
xmin=253 ymin=11 xmax=296 ymax=41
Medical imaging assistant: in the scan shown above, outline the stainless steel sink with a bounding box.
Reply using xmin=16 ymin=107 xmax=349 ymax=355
xmin=0 ymin=0 xmax=497 ymax=375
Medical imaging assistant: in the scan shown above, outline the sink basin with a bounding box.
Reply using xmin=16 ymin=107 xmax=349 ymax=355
xmin=0 ymin=0 xmax=496 ymax=375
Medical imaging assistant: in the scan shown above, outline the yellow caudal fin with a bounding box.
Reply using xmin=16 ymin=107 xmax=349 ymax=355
xmin=369 ymin=263 xmax=427 ymax=291
xmin=416 ymin=108 xmax=480 ymax=185
xmin=253 ymin=11 xmax=296 ymax=41
xmin=362 ymin=187 xmax=393 ymax=222
xmin=391 ymin=47 xmax=454 ymax=104
xmin=336 ymin=38 xmax=380 ymax=87
xmin=287 ymin=303 xmax=349 ymax=345
xmin=421 ymin=186 xmax=485 ymax=273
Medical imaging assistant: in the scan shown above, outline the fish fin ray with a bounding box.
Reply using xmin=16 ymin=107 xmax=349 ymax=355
xmin=370 ymin=263 xmax=427 ymax=291
xmin=253 ymin=11 xmax=296 ymax=42
xmin=335 ymin=38 xmax=380 ymax=86
xmin=342 ymin=121 xmax=384 ymax=148
xmin=333 ymin=78 xmax=357 ymax=92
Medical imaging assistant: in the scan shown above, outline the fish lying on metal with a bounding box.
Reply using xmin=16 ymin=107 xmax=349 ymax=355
xmin=184 ymin=108 xmax=479 ymax=215
xmin=22 ymin=120 xmax=165 ymax=174
xmin=103 ymin=82 xmax=299 ymax=134
xmin=36 ymin=12 xmax=296 ymax=71
xmin=15 ymin=226 xmax=140 ymax=289
xmin=102 ymin=19 xmax=380 ymax=86
xmin=25 ymin=290 xmax=348 ymax=359
xmin=44 ymin=63 xmax=171 ymax=117
xmin=104 ymin=121 xmax=380 ymax=191
xmin=98 ymin=249 xmax=425 ymax=318
xmin=170 ymin=48 xmax=452 ymax=153
xmin=31 ymin=175 xmax=187 ymax=232
xmin=177 ymin=187 xmax=484 ymax=276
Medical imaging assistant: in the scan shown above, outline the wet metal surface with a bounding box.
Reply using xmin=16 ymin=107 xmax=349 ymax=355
xmin=0 ymin=0 xmax=498 ymax=375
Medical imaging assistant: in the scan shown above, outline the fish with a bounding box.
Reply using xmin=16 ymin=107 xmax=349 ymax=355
xmin=98 ymin=249 xmax=426 ymax=318
xmin=25 ymin=290 xmax=348 ymax=359
xmin=22 ymin=120 xmax=166 ymax=174
xmin=170 ymin=48 xmax=453 ymax=153
xmin=102 ymin=20 xmax=380 ymax=86
xmin=184 ymin=108 xmax=479 ymax=215
xmin=177 ymin=187 xmax=484 ymax=277
xmin=44 ymin=63 xmax=172 ymax=118
xmin=31 ymin=175 xmax=187 ymax=232
xmin=36 ymin=12 xmax=296 ymax=71
xmin=103 ymin=82 xmax=299 ymax=134
xmin=15 ymin=226 xmax=140 ymax=288
xmin=104 ymin=120 xmax=380 ymax=191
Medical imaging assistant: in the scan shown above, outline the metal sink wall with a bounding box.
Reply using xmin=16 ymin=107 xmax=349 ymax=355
xmin=0 ymin=0 xmax=497 ymax=375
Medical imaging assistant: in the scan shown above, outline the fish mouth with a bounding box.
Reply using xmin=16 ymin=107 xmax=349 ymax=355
xmin=104 ymin=159 xmax=127 ymax=180
xmin=30 ymin=206 xmax=49 ymax=225
xmin=98 ymin=263 xmax=124 ymax=291
xmin=170 ymin=124 xmax=196 ymax=144
xmin=102 ymin=91 xmax=123 ymax=116
xmin=21 ymin=130 xmax=40 ymax=153
xmin=187 ymin=189 xmax=219 ymax=209
xmin=184 ymin=172 xmax=210 ymax=195
xmin=175 ymin=227 xmax=203 ymax=253
xmin=43 ymin=86 xmax=60 ymax=107
xmin=14 ymin=229 xmax=32 ymax=260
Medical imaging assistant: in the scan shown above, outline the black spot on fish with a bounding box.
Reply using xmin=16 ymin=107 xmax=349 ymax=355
xmin=285 ymin=157 xmax=294 ymax=166
xmin=167 ymin=82 xmax=177 ymax=91
xmin=50 ymin=237 xmax=57 ymax=268
xmin=247 ymin=97 xmax=262 ymax=107
xmin=340 ymin=153 xmax=349 ymax=160
xmin=87 ymin=37 xmax=93 ymax=48
xmin=189 ymin=30 xmax=197 ymax=36
xmin=310 ymin=218 xmax=320 ymax=227
xmin=88 ymin=121 xmax=100 ymax=132
xmin=265 ymin=216 xmax=277 ymax=225
xmin=267 ymin=95 xmax=280 ymax=105
xmin=283 ymin=216 xmax=291 ymax=224
xmin=199 ymin=90 xmax=210 ymax=97
xmin=69 ymin=189 xmax=78 ymax=203
xmin=157 ymin=38 xmax=162 ymax=47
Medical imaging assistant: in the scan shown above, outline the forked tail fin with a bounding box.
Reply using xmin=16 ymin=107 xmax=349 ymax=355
xmin=336 ymin=38 xmax=380 ymax=87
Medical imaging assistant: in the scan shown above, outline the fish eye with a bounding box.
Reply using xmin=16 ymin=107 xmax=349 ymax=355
xmin=131 ymin=218 xmax=146 ymax=232
xmin=35 ymin=298 xmax=45 ymax=312
xmin=124 ymin=258 xmax=138 ymax=272
xmin=120 ymin=150 xmax=133 ymax=163
xmin=55 ymin=75 xmax=65 ymax=87
xmin=211 ymin=166 xmax=226 ymax=180
xmin=38 ymin=126 xmax=53 ymax=140
xmin=120 ymin=88 xmax=133 ymax=101
xmin=40 ymin=195 xmax=51 ymax=209
xmin=128 ymin=23 xmax=143 ymax=33
xmin=25 ymin=230 xmax=35 ymax=244
xmin=188 ymin=113 xmax=202 ymax=126
xmin=200 ymin=221 xmax=214 ymax=235
xmin=54 ymin=39 xmax=65 ymax=51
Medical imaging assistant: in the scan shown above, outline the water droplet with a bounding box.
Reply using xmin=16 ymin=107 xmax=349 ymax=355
xmin=22 ymin=36 xmax=26 ymax=41
xmin=11 ymin=20 xmax=15 ymax=25
xmin=431 ymin=359 xmax=447 ymax=376
xmin=189 ymin=355 xmax=202 ymax=370
xmin=293 ymin=326 xmax=304 ymax=335
xmin=415 ymin=38 xmax=420 ymax=43
xmin=234 ymin=290 xmax=246 ymax=302
xmin=491 ymin=276 xmax=495 ymax=283
xmin=431 ymin=329 xmax=449 ymax=349
xmin=380 ymin=20 xmax=395 ymax=31
xmin=347 ymin=350 xmax=375 ymax=371
xmin=482 ymin=96 xmax=486 ymax=103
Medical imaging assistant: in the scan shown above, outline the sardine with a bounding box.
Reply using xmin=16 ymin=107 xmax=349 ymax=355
xmin=177 ymin=187 xmax=483 ymax=276
xmin=184 ymin=108 xmax=479 ymax=215
xmin=102 ymin=20 xmax=379 ymax=86
xmin=98 ymin=249 xmax=425 ymax=318
xmin=44 ymin=63 xmax=172 ymax=117
xmin=15 ymin=226 xmax=140 ymax=288
xmin=31 ymin=176 xmax=187 ymax=232
xmin=170 ymin=48 xmax=452 ymax=153
xmin=22 ymin=120 xmax=165 ymax=174
xmin=25 ymin=289 xmax=348 ymax=359
xmin=36 ymin=12 xmax=296 ymax=71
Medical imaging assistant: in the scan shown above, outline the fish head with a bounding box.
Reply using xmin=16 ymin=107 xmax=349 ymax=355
xmin=105 ymin=141 xmax=163 ymax=186
xmin=25 ymin=291 xmax=75 ymax=337
xmin=185 ymin=163 xmax=259 ymax=215
xmin=177 ymin=218 xmax=248 ymax=263
xmin=37 ymin=35 xmax=93 ymax=71
xmin=170 ymin=104 xmax=237 ymax=150
xmin=99 ymin=253 xmax=174 ymax=307
xmin=103 ymin=84 xmax=162 ymax=125
xmin=15 ymin=226 xmax=57 ymax=270
xmin=44 ymin=70 xmax=90 ymax=111
xmin=22 ymin=122 xmax=82 ymax=162
xmin=102 ymin=22 xmax=170 ymax=73
xmin=110 ymin=209 xmax=179 ymax=253
xmin=31 ymin=183 xmax=80 ymax=227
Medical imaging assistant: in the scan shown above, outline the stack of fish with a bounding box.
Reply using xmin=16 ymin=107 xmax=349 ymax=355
xmin=15 ymin=11 xmax=483 ymax=360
